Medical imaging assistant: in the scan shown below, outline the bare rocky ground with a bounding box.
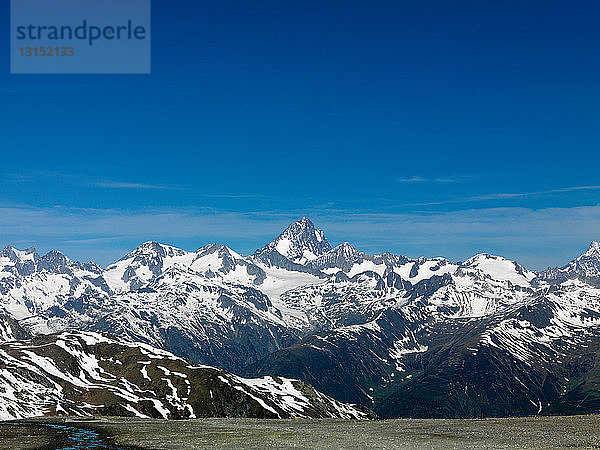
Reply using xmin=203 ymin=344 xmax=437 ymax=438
xmin=1 ymin=415 xmax=600 ymax=449
xmin=0 ymin=423 xmax=69 ymax=450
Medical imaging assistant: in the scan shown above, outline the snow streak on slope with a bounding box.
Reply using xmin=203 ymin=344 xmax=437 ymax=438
xmin=0 ymin=331 xmax=373 ymax=420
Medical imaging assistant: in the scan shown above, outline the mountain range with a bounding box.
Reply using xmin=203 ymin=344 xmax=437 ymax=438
xmin=1 ymin=217 xmax=599 ymax=419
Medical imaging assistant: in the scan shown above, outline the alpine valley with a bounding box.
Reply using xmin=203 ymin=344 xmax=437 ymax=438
xmin=1 ymin=217 xmax=600 ymax=420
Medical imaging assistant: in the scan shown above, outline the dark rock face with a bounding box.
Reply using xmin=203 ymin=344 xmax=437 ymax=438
xmin=308 ymin=242 xmax=362 ymax=272
xmin=0 ymin=314 xmax=32 ymax=341
xmin=253 ymin=249 xmax=320 ymax=274
xmin=307 ymin=243 xmax=411 ymax=275
xmin=245 ymin=308 xmax=417 ymax=407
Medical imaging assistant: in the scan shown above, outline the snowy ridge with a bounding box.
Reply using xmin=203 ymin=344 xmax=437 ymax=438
xmin=459 ymin=253 xmax=535 ymax=288
xmin=0 ymin=331 xmax=374 ymax=421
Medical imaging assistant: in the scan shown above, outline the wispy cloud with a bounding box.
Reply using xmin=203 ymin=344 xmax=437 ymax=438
xmin=202 ymin=194 xmax=265 ymax=199
xmin=396 ymin=176 xmax=459 ymax=183
xmin=5 ymin=171 xmax=181 ymax=191
xmin=408 ymin=185 xmax=600 ymax=206
xmin=5 ymin=171 xmax=266 ymax=195
xmin=468 ymin=186 xmax=600 ymax=201
xmin=61 ymin=236 xmax=126 ymax=244
xmin=91 ymin=181 xmax=178 ymax=190
xmin=395 ymin=175 xmax=476 ymax=184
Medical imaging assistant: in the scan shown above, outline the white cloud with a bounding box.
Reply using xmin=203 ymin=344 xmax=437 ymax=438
xmin=0 ymin=203 xmax=599 ymax=270
xmin=408 ymin=185 xmax=600 ymax=206
xmin=395 ymin=176 xmax=460 ymax=183
xmin=6 ymin=171 xmax=179 ymax=191
xmin=91 ymin=181 xmax=177 ymax=190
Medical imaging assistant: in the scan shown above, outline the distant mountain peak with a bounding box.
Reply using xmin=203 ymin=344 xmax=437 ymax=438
xmin=463 ymin=253 xmax=504 ymax=264
xmin=332 ymin=242 xmax=359 ymax=257
xmin=536 ymin=241 xmax=600 ymax=284
xmin=0 ymin=246 xmax=39 ymax=263
xmin=0 ymin=246 xmax=96 ymax=277
xmin=305 ymin=241 xmax=366 ymax=274
xmin=558 ymin=240 xmax=600 ymax=279
xmin=460 ymin=253 xmax=534 ymax=287
xmin=281 ymin=217 xmax=327 ymax=243
xmin=121 ymin=241 xmax=187 ymax=261
xmin=584 ymin=240 xmax=600 ymax=256
xmin=38 ymin=250 xmax=71 ymax=270
xmin=254 ymin=217 xmax=332 ymax=266
xmin=569 ymin=241 xmax=600 ymax=266
xmin=196 ymin=243 xmax=243 ymax=260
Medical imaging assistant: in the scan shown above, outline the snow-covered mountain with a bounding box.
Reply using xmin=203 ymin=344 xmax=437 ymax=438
xmin=307 ymin=242 xmax=410 ymax=275
xmin=538 ymin=241 xmax=600 ymax=284
xmin=246 ymin=243 xmax=600 ymax=418
xmin=0 ymin=318 xmax=372 ymax=421
xmin=1 ymin=218 xmax=600 ymax=418
xmin=253 ymin=217 xmax=332 ymax=270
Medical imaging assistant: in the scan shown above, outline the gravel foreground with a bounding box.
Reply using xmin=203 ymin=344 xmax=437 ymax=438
xmin=1 ymin=415 xmax=599 ymax=449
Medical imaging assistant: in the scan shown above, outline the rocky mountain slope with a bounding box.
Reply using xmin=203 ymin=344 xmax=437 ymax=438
xmin=0 ymin=317 xmax=373 ymax=421
xmin=247 ymin=248 xmax=600 ymax=418
xmin=1 ymin=218 xmax=600 ymax=418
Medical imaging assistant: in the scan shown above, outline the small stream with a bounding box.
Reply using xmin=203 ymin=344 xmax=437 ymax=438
xmin=11 ymin=422 xmax=122 ymax=449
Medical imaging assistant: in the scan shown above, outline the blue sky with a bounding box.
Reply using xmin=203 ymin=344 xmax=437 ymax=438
xmin=1 ymin=0 xmax=600 ymax=269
